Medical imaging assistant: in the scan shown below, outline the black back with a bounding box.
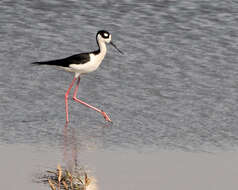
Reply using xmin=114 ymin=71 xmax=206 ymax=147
xmin=32 ymin=53 xmax=90 ymax=67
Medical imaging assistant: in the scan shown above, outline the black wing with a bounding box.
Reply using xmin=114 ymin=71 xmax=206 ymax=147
xmin=31 ymin=53 xmax=90 ymax=67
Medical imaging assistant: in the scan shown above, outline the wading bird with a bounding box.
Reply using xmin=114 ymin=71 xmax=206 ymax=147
xmin=32 ymin=30 xmax=123 ymax=123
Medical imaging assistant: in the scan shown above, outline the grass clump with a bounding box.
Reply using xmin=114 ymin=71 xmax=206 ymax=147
xmin=45 ymin=164 xmax=91 ymax=190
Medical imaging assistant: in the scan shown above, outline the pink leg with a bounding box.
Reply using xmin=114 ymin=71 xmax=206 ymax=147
xmin=73 ymin=77 xmax=112 ymax=122
xmin=65 ymin=77 xmax=77 ymax=123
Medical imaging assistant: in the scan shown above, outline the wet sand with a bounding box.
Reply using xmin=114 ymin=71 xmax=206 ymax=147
xmin=0 ymin=144 xmax=61 ymax=190
xmin=85 ymin=150 xmax=238 ymax=190
xmin=1 ymin=144 xmax=238 ymax=190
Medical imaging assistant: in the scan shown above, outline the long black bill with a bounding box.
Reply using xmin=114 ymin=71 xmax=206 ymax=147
xmin=110 ymin=41 xmax=123 ymax=54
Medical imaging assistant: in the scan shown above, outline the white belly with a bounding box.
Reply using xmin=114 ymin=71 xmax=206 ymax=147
xmin=69 ymin=53 xmax=105 ymax=75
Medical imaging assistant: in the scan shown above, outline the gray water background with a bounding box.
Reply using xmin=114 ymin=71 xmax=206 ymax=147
xmin=1 ymin=0 xmax=238 ymax=152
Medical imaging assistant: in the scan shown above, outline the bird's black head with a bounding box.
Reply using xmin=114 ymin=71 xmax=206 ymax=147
xmin=96 ymin=30 xmax=123 ymax=54
xmin=96 ymin=30 xmax=111 ymax=40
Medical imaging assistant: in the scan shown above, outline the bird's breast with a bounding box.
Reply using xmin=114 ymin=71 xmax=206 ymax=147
xmin=69 ymin=52 xmax=106 ymax=74
xmin=88 ymin=52 xmax=105 ymax=71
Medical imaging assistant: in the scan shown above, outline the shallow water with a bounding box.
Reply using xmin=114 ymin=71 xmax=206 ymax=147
xmin=1 ymin=0 xmax=238 ymax=189
xmin=1 ymin=0 xmax=238 ymax=151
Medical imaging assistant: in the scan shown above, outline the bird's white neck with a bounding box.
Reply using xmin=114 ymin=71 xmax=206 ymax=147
xmin=97 ymin=40 xmax=107 ymax=57
xmin=87 ymin=39 xmax=107 ymax=72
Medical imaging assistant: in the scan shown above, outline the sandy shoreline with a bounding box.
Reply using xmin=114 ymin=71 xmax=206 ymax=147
xmin=84 ymin=150 xmax=238 ymax=190
xmin=1 ymin=144 xmax=238 ymax=190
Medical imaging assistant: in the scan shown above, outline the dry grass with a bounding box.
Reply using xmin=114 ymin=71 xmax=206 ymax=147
xmin=44 ymin=164 xmax=92 ymax=190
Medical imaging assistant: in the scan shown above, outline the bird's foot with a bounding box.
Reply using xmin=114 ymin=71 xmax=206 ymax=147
xmin=101 ymin=111 xmax=112 ymax=123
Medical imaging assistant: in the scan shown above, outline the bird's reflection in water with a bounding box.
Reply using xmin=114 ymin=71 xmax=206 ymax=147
xmin=63 ymin=123 xmax=78 ymax=173
xmin=63 ymin=123 xmax=98 ymax=190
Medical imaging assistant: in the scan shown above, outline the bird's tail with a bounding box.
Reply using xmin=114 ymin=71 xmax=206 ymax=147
xmin=31 ymin=59 xmax=61 ymax=66
xmin=31 ymin=61 xmax=42 ymax=65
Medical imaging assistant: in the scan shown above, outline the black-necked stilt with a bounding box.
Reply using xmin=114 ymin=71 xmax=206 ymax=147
xmin=32 ymin=30 xmax=123 ymax=123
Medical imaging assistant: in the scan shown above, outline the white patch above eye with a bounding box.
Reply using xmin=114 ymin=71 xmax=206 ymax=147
xmin=104 ymin=33 xmax=109 ymax=37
